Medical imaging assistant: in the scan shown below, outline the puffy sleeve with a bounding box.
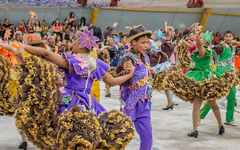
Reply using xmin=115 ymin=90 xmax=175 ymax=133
xmin=212 ymin=44 xmax=224 ymax=54
xmin=59 ymin=53 xmax=84 ymax=74
xmin=147 ymin=40 xmax=175 ymax=67
xmin=94 ymin=59 xmax=110 ymax=80
xmin=191 ymin=47 xmax=216 ymax=59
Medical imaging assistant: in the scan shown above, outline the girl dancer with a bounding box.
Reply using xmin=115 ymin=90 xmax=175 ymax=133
xmin=161 ymin=26 xmax=238 ymax=138
xmin=199 ymin=30 xmax=240 ymax=126
xmin=2 ymin=27 xmax=136 ymax=149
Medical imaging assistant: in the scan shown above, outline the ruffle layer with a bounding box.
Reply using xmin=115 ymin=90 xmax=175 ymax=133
xmin=177 ymin=43 xmax=190 ymax=70
xmin=108 ymin=67 xmax=117 ymax=78
xmin=162 ymin=70 xmax=200 ymax=102
xmin=96 ymin=110 xmax=135 ymax=150
xmin=15 ymin=56 xmax=134 ymax=149
xmin=200 ymin=71 xmax=239 ymax=101
xmin=161 ymin=70 xmax=239 ymax=102
xmin=0 ymin=55 xmax=15 ymax=116
xmin=152 ymin=65 xmax=182 ymax=92
xmin=98 ymin=50 xmax=110 ymax=64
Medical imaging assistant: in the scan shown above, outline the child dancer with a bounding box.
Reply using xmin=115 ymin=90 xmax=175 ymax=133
xmin=162 ymin=26 xmax=238 ymax=138
xmin=2 ymin=27 xmax=136 ymax=149
xmin=116 ymin=23 xmax=175 ymax=150
xmin=199 ymin=30 xmax=240 ymax=126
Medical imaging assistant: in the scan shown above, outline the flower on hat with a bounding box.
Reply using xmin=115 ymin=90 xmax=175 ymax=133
xmin=202 ymin=30 xmax=213 ymax=44
xmin=114 ymin=36 xmax=120 ymax=43
xmin=156 ymin=30 xmax=163 ymax=39
xmin=77 ymin=28 xmax=99 ymax=50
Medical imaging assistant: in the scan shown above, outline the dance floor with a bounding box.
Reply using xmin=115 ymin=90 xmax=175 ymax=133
xmin=0 ymin=82 xmax=240 ymax=150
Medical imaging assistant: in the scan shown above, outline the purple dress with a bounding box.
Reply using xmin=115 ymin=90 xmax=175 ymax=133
xmin=57 ymin=54 xmax=109 ymax=116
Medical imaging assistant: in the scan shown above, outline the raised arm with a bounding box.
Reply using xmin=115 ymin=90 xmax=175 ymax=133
xmin=182 ymin=40 xmax=195 ymax=48
xmin=103 ymin=22 xmax=118 ymax=39
xmin=147 ymin=22 xmax=175 ymax=67
xmin=228 ymin=40 xmax=240 ymax=46
xmin=195 ymin=26 xmax=205 ymax=57
xmin=16 ymin=45 xmax=68 ymax=69
xmin=173 ymin=22 xmax=197 ymax=41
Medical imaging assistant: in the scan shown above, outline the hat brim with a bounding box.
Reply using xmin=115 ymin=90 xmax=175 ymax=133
xmin=126 ymin=31 xmax=152 ymax=43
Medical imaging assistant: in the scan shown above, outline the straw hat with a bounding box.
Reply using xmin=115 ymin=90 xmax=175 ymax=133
xmin=126 ymin=25 xmax=152 ymax=43
xmin=23 ymin=33 xmax=44 ymax=45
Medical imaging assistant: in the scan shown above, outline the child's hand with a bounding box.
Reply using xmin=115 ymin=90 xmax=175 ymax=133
xmin=195 ymin=26 xmax=202 ymax=34
xmin=128 ymin=62 xmax=135 ymax=75
xmin=123 ymin=60 xmax=134 ymax=74
xmin=164 ymin=22 xmax=169 ymax=38
xmin=16 ymin=45 xmax=25 ymax=61
xmin=227 ymin=40 xmax=236 ymax=45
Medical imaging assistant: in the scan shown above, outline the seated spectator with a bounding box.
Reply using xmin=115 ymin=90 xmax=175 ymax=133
xmin=34 ymin=20 xmax=42 ymax=36
xmin=68 ymin=12 xmax=77 ymax=24
xmin=71 ymin=20 xmax=77 ymax=29
xmin=79 ymin=17 xmax=86 ymax=27
xmin=26 ymin=19 xmax=34 ymax=33
xmin=70 ymin=26 xmax=77 ymax=35
xmin=56 ymin=40 xmax=61 ymax=47
xmin=19 ymin=20 xmax=26 ymax=33
xmin=46 ymin=27 xmax=52 ymax=37
xmin=63 ymin=27 xmax=70 ymax=41
xmin=1 ymin=18 xmax=11 ymax=38
xmin=63 ymin=18 xmax=70 ymax=32
xmin=52 ymin=19 xmax=63 ymax=36
xmin=15 ymin=26 xmax=20 ymax=32
xmin=42 ymin=34 xmax=48 ymax=40
xmin=56 ymin=34 xmax=62 ymax=43
xmin=41 ymin=20 xmax=48 ymax=35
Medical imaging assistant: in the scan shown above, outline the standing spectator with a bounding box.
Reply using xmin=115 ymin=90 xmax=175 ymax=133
xmin=34 ymin=20 xmax=42 ymax=36
xmin=79 ymin=17 xmax=86 ymax=28
xmin=1 ymin=18 xmax=11 ymax=38
xmin=68 ymin=12 xmax=77 ymax=24
xmin=214 ymin=32 xmax=221 ymax=44
xmin=19 ymin=20 xmax=26 ymax=33
xmin=52 ymin=19 xmax=63 ymax=37
xmin=41 ymin=20 xmax=48 ymax=35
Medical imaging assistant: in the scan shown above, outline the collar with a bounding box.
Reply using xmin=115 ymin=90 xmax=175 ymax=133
xmin=129 ymin=48 xmax=144 ymax=58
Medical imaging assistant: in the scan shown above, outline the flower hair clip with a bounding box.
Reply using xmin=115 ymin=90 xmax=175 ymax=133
xmin=77 ymin=28 xmax=99 ymax=50
xmin=202 ymin=30 xmax=213 ymax=44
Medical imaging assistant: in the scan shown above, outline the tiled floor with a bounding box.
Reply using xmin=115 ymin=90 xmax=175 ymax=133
xmin=0 ymin=82 xmax=240 ymax=150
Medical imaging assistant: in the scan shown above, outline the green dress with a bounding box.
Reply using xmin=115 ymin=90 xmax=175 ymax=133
xmin=162 ymin=46 xmax=238 ymax=102
xmin=185 ymin=47 xmax=218 ymax=82
xmin=216 ymin=43 xmax=235 ymax=74
xmin=200 ymin=43 xmax=237 ymax=122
